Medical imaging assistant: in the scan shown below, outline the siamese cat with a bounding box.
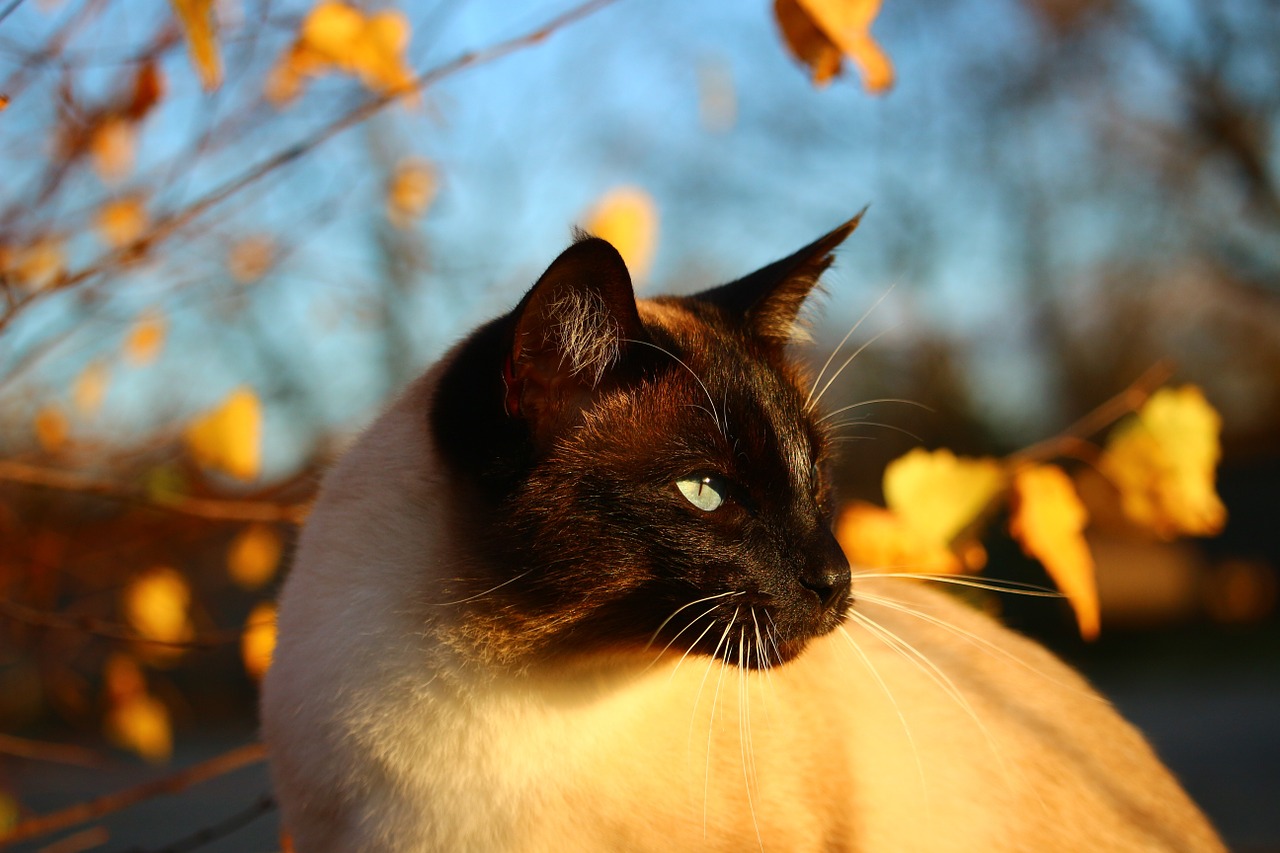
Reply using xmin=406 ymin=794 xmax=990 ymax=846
xmin=261 ymin=215 xmax=1225 ymax=852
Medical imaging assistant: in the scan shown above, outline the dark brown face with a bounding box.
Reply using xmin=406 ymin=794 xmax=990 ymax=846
xmin=430 ymin=218 xmax=862 ymax=668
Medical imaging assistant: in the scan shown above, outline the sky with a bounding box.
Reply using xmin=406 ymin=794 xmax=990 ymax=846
xmin=1 ymin=0 xmax=1268 ymax=478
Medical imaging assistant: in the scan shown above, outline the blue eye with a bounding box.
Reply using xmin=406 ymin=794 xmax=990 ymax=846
xmin=676 ymin=475 xmax=726 ymax=512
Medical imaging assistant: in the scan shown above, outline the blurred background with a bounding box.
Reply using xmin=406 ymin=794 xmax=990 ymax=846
xmin=1 ymin=0 xmax=1277 ymax=850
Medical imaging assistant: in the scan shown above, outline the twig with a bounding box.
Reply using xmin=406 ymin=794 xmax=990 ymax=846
xmin=37 ymin=827 xmax=109 ymax=853
xmin=107 ymin=793 xmax=275 ymax=853
xmin=0 ymin=600 xmax=240 ymax=649
xmin=0 ymin=0 xmax=624 ymax=341
xmin=1004 ymin=359 xmax=1175 ymax=468
xmin=0 ymin=734 xmax=105 ymax=768
xmin=0 ymin=743 xmax=267 ymax=849
xmin=0 ymin=460 xmax=310 ymax=523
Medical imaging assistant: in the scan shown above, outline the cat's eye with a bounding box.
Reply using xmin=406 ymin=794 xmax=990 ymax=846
xmin=676 ymin=476 xmax=726 ymax=512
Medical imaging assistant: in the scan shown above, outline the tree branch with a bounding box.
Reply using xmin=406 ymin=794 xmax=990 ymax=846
xmin=0 ymin=0 xmax=624 ymax=341
xmin=0 ymin=742 xmax=266 ymax=849
xmin=0 ymin=459 xmax=310 ymax=523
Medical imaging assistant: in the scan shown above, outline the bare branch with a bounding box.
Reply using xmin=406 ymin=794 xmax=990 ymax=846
xmin=0 ymin=0 xmax=624 ymax=341
xmin=0 ymin=734 xmax=105 ymax=768
xmin=0 ymin=599 xmax=240 ymax=649
xmin=0 ymin=742 xmax=267 ymax=849
xmin=0 ymin=459 xmax=310 ymax=523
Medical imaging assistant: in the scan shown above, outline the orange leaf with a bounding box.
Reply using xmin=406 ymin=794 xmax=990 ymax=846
xmin=90 ymin=116 xmax=136 ymax=183
xmin=776 ymin=0 xmax=894 ymax=92
xmin=836 ymin=502 xmax=961 ymax=573
xmin=34 ymin=406 xmax=68 ymax=452
xmin=227 ymin=524 xmax=283 ymax=590
xmin=125 ymin=60 xmax=166 ymax=122
xmin=583 ymin=187 xmax=659 ymax=283
xmin=184 ymin=387 xmax=263 ymax=480
xmin=122 ymin=566 xmax=194 ymax=646
xmin=11 ymin=236 xmax=65 ymax=291
xmin=96 ymin=196 xmax=149 ymax=248
xmin=1010 ymin=465 xmax=1099 ymax=640
xmin=270 ymin=2 xmax=415 ymax=102
xmin=773 ymin=0 xmax=843 ymax=86
xmin=1101 ymin=386 xmax=1226 ymax=538
xmin=884 ymin=448 xmax=1004 ymax=546
xmin=74 ymin=360 xmax=110 ymax=415
xmin=698 ymin=59 xmax=737 ymax=133
xmin=105 ymin=690 xmax=172 ymax=763
xmin=124 ymin=310 xmax=166 ymax=366
xmin=170 ymin=0 xmax=223 ymax=91
xmin=386 ymin=158 xmax=437 ymax=228
xmin=241 ymin=602 xmax=278 ymax=681
xmin=227 ymin=235 xmax=275 ymax=283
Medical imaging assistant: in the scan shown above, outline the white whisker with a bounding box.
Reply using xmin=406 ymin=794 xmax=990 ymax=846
xmin=853 ymin=572 xmax=1060 ymax=598
xmin=426 ymin=569 xmax=535 ymax=606
xmin=855 ymin=591 xmax=1099 ymax=700
xmin=836 ymin=625 xmax=930 ymax=816
xmin=626 ymin=338 xmax=724 ymax=436
xmin=810 ymin=323 xmax=901 ymax=411
xmin=817 ymin=398 xmax=933 ymax=424
xmin=826 ymin=419 xmax=923 ymax=444
xmin=806 ymin=285 xmax=896 ymax=411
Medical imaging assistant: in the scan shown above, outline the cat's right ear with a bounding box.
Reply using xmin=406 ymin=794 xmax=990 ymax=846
xmin=506 ymin=237 xmax=646 ymax=447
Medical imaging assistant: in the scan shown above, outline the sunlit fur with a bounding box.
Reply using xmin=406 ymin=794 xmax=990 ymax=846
xmin=262 ymin=225 xmax=1225 ymax=852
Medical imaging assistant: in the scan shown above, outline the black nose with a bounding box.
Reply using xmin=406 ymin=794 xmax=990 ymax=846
xmin=800 ymin=531 xmax=852 ymax=612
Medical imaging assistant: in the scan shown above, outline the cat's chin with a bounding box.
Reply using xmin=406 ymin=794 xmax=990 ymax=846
xmin=675 ymin=595 xmax=852 ymax=670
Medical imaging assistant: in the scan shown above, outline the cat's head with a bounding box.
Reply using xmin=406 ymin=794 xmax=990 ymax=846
xmin=431 ymin=215 xmax=863 ymax=669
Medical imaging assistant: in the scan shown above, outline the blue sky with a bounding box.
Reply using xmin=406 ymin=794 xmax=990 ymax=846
xmin=1 ymin=0 xmax=1265 ymax=478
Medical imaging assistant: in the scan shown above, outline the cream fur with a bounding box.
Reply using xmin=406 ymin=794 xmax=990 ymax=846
xmin=261 ymin=364 xmax=1224 ymax=852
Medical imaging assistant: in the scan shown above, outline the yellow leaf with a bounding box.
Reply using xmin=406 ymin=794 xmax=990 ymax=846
xmin=90 ymin=117 xmax=136 ymax=183
xmin=241 ymin=602 xmax=278 ymax=681
xmin=836 ymin=502 xmax=961 ymax=573
xmin=386 ymin=158 xmax=437 ymax=228
xmin=227 ymin=235 xmax=275 ymax=283
xmin=170 ymin=0 xmax=223 ymax=91
xmin=776 ymin=0 xmax=894 ymax=92
xmin=96 ymin=196 xmax=149 ymax=248
xmin=74 ymin=360 xmax=110 ymax=415
xmin=1101 ymin=386 xmax=1226 ymax=538
xmin=34 ymin=406 xmax=68 ymax=452
xmin=184 ymin=387 xmax=263 ymax=480
xmin=124 ymin=310 xmax=166 ymax=366
xmin=227 ymin=524 xmax=283 ymax=590
xmin=301 ymin=1 xmax=365 ymax=58
xmin=106 ymin=691 xmax=172 ymax=763
xmin=122 ymin=566 xmax=194 ymax=646
xmin=884 ymin=448 xmax=1004 ymax=546
xmin=270 ymin=2 xmax=414 ymax=102
xmin=583 ymin=187 xmax=659 ymax=282
xmin=11 ymin=236 xmax=65 ymax=291
xmin=1010 ymin=465 xmax=1099 ymax=640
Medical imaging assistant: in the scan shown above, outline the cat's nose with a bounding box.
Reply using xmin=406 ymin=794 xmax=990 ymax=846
xmin=800 ymin=532 xmax=852 ymax=612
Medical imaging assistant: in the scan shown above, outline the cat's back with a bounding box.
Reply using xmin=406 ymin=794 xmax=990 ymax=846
xmin=799 ymin=577 xmax=1225 ymax=852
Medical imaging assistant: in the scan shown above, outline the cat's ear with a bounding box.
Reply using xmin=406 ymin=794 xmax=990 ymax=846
xmin=695 ymin=210 xmax=865 ymax=344
xmin=506 ymin=236 xmax=646 ymax=445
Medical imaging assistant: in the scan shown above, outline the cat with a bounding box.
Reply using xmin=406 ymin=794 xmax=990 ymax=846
xmin=261 ymin=215 xmax=1225 ymax=852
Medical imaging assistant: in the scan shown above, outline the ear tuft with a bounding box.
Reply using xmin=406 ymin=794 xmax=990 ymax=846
xmin=695 ymin=209 xmax=865 ymax=344
xmin=508 ymin=237 xmax=645 ymax=445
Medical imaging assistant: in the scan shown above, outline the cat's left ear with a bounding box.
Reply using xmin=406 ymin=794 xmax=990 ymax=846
xmin=695 ymin=210 xmax=865 ymax=344
xmin=506 ymin=236 xmax=647 ymax=446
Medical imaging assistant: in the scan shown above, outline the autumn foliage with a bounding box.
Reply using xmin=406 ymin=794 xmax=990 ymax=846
xmin=0 ymin=0 xmax=1264 ymax=847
